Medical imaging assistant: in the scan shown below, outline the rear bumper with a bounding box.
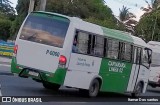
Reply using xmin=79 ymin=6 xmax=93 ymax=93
xmin=11 ymin=57 xmax=67 ymax=85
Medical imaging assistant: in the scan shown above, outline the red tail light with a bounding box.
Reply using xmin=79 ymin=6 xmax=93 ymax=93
xmin=14 ymin=45 xmax=18 ymax=54
xmin=59 ymin=55 xmax=67 ymax=65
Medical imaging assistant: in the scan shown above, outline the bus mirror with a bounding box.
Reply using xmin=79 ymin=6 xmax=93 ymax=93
xmin=144 ymin=47 xmax=152 ymax=64
xmin=148 ymin=58 xmax=152 ymax=64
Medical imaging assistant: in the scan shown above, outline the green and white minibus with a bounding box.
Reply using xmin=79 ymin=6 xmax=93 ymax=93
xmin=11 ymin=11 xmax=152 ymax=97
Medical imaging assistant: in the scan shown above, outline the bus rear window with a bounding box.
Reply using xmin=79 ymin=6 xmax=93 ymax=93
xmin=19 ymin=13 xmax=70 ymax=48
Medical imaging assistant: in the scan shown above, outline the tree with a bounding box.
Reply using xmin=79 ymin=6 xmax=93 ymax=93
xmin=11 ymin=0 xmax=125 ymax=38
xmin=135 ymin=0 xmax=160 ymax=41
xmin=140 ymin=0 xmax=160 ymax=17
xmin=0 ymin=18 xmax=11 ymax=40
xmin=45 ymin=0 xmax=119 ymax=29
xmin=135 ymin=9 xmax=160 ymax=41
xmin=0 ymin=0 xmax=16 ymax=40
xmin=0 ymin=0 xmax=15 ymax=20
xmin=10 ymin=0 xmax=30 ymax=37
xmin=119 ymin=6 xmax=137 ymax=33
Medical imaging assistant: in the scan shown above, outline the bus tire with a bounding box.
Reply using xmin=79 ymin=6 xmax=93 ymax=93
xmin=88 ymin=79 xmax=100 ymax=97
xmin=132 ymin=82 xmax=143 ymax=97
xmin=43 ymin=82 xmax=60 ymax=91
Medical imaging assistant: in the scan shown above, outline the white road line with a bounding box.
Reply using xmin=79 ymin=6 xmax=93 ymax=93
xmin=0 ymin=64 xmax=10 ymax=67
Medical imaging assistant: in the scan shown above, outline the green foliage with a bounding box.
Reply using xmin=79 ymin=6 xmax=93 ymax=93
xmin=11 ymin=0 xmax=125 ymax=38
xmin=10 ymin=14 xmax=26 ymax=36
xmin=119 ymin=6 xmax=130 ymax=22
xmin=10 ymin=0 xmax=30 ymax=37
xmin=45 ymin=0 xmax=121 ymax=29
xmin=0 ymin=0 xmax=15 ymax=20
xmin=0 ymin=18 xmax=11 ymax=40
xmin=16 ymin=0 xmax=29 ymax=15
xmin=0 ymin=0 xmax=15 ymax=40
xmin=135 ymin=10 xmax=160 ymax=41
xmin=85 ymin=17 xmax=118 ymax=29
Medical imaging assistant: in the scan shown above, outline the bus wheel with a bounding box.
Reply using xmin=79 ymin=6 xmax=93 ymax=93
xmin=132 ymin=82 xmax=143 ymax=97
xmin=88 ymin=79 xmax=100 ymax=97
xmin=43 ymin=82 xmax=60 ymax=91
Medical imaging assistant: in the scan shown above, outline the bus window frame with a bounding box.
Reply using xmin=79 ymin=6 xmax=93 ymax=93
xmin=141 ymin=48 xmax=152 ymax=69
xmin=134 ymin=46 xmax=142 ymax=65
xmin=72 ymin=29 xmax=135 ymax=64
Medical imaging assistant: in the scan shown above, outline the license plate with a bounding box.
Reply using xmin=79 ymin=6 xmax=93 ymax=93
xmin=28 ymin=71 xmax=39 ymax=77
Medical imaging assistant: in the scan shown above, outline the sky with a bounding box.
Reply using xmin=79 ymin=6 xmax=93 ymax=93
xmin=10 ymin=0 xmax=148 ymax=21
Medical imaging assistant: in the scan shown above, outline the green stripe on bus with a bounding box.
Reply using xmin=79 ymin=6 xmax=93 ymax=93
xmin=41 ymin=68 xmax=67 ymax=85
xmin=101 ymin=27 xmax=134 ymax=43
xmin=11 ymin=57 xmax=66 ymax=85
xmin=99 ymin=58 xmax=132 ymax=93
xmin=32 ymin=12 xmax=70 ymax=23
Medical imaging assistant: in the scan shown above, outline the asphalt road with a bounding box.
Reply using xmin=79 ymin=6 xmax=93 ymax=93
xmin=0 ymin=65 xmax=160 ymax=105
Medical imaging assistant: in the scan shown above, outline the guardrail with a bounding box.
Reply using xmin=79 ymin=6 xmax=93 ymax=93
xmin=0 ymin=41 xmax=14 ymax=57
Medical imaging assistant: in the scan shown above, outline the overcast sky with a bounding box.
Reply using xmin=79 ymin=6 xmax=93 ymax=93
xmin=11 ymin=0 xmax=148 ymax=21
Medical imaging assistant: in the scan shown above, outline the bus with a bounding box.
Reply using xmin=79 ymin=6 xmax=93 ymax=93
xmin=11 ymin=11 xmax=152 ymax=97
xmin=147 ymin=41 xmax=160 ymax=88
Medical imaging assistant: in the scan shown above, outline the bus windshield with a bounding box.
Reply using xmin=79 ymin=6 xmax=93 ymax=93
xmin=19 ymin=13 xmax=70 ymax=48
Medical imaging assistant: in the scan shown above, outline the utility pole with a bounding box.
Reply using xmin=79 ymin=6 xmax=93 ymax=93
xmin=28 ymin=0 xmax=35 ymax=14
xmin=28 ymin=0 xmax=47 ymax=14
xmin=40 ymin=0 xmax=47 ymax=11
xmin=151 ymin=14 xmax=157 ymax=41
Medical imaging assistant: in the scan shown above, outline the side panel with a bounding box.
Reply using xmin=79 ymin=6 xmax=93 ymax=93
xmin=127 ymin=64 xmax=139 ymax=92
xmin=135 ymin=66 xmax=150 ymax=93
xmin=99 ymin=59 xmax=132 ymax=93
xmin=63 ymin=53 xmax=102 ymax=89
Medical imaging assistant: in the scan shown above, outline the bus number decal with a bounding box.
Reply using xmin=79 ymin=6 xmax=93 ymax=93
xmin=46 ymin=50 xmax=60 ymax=57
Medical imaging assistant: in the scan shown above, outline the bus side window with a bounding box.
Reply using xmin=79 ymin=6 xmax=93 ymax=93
xmin=123 ymin=44 xmax=132 ymax=61
xmin=142 ymin=49 xmax=149 ymax=68
xmin=107 ymin=39 xmax=119 ymax=59
xmin=72 ymin=32 xmax=78 ymax=53
xmin=75 ymin=31 xmax=90 ymax=54
xmin=135 ymin=47 xmax=142 ymax=64
xmin=91 ymin=35 xmax=104 ymax=57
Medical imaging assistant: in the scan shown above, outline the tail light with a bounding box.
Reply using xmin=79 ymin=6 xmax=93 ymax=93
xmin=13 ymin=45 xmax=18 ymax=56
xmin=58 ymin=55 xmax=67 ymax=68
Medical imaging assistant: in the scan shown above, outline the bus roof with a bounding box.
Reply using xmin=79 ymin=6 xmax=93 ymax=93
xmin=71 ymin=17 xmax=147 ymax=47
xmin=34 ymin=11 xmax=147 ymax=48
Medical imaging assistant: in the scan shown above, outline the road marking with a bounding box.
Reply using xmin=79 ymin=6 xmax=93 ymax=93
xmin=0 ymin=64 xmax=10 ymax=67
